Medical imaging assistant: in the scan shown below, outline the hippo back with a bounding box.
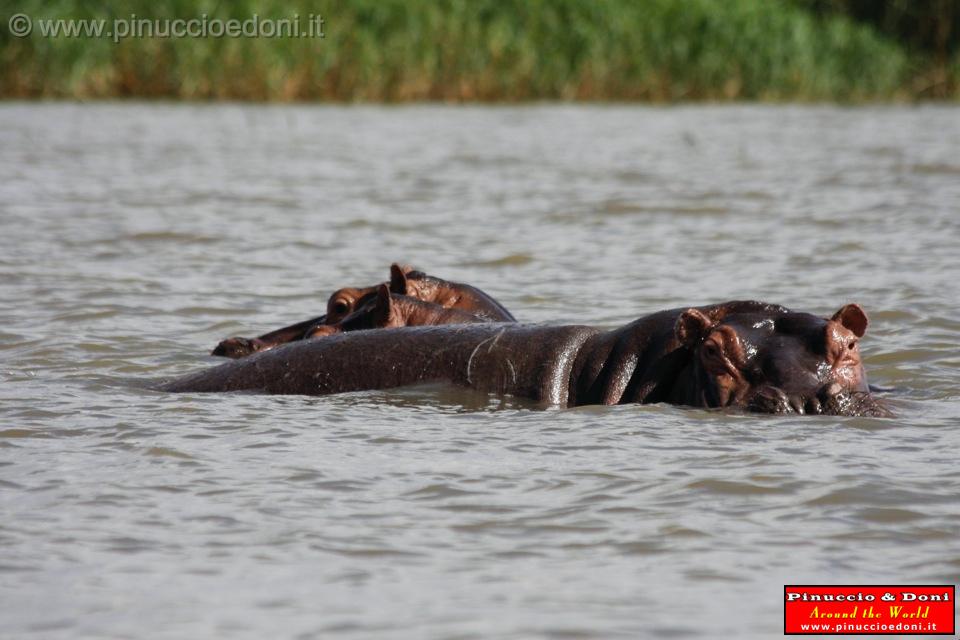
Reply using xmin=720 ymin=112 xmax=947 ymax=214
xmin=165 ymin=323 xmax=598 ymax=403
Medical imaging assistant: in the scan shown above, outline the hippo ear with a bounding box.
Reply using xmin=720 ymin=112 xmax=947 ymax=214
xmin=830 ymin=304 xmax=868 ymax=338
xmin=676 ymin=308 xmax=714 ymax=348
xmin=373 ymin=284 xmax=395 ymax=325
xmin=391 ymin=263 xmax=414 ymax=275
xmin=389 ymin=264 xmax=409 ymax=295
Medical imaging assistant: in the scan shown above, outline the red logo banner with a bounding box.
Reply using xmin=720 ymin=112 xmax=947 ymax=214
xmin=784 ymin=585 xmax=955 ymax=635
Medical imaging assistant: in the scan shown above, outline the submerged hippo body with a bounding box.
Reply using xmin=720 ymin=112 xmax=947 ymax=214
xmin=165 ymin=300 xmax=888 ymax=416
xmin=168 ymin=323 xmax=592 ymax=403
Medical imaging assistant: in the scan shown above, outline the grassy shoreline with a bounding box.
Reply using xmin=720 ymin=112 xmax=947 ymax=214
xmin=2 ymin=0 xmax=957 ymax=102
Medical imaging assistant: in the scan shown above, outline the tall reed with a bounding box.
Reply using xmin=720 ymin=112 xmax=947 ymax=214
xmin=2 ymin=0 xmax=948 ymax=101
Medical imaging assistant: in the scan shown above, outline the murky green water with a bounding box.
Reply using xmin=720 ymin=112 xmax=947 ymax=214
xmin=1 ymin=104 xmax=958 ymax=638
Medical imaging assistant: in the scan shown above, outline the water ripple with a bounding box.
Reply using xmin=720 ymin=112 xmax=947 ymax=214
xmin=0 ymin=104 xmax=958 ymax=640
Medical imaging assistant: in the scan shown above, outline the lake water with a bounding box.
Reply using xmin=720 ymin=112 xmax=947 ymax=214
xmin=1 ymin=103 xmax=958 ymax=639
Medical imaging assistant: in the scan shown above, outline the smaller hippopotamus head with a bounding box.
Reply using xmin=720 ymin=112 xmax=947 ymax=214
xmin=307 ymin=284 xmax=487 ymax=339
xmin=675 ymin=302 xmax=887 ymax=416
xmin=324 ymin=265 xmax=420 ymax=324
xmin=308 ymin=285 xmax=397 ymax=338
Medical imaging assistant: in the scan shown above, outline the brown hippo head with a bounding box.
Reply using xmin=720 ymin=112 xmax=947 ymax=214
xmin=307 ymin=284 xmax=488 ymax=339
xmin=309 ymin=285 xmax=395 ymax=337
xmin=325 ymin=285 xmax=380 ymax=324
xmin=674 ymin=302 xmax=887 ymax=416
xmin=324 ymin=265 xmax=419 ymax=324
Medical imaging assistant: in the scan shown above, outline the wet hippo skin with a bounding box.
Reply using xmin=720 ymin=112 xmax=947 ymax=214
xmin=389 ymin=265 xmax=515 ymax=322
xmin=170 ymin=323 xmax=595 ymax=404
xmin=305 ymin=285 xmax=490 ymax=339
xmin=165 ymin=300 xmax=889 ymax=416
xmin=209 ymin=283 xmax=380 ymax=359
xmin=211 ymin=264 xmax=514 ymax=359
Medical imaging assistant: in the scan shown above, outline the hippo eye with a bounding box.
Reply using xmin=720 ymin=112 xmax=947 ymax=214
xmin=702 ymin=341 xmax=722 ymax=359
xmin=332 ymin=300 xmax=349 ymax=315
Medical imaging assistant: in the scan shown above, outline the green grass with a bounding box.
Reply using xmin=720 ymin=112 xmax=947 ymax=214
xmin=0 ymin=0 xmax=952 ymax=101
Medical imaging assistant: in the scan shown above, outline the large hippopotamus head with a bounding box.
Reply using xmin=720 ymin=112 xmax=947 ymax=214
xmin=674 ymin=301 xmax=887 ymax=416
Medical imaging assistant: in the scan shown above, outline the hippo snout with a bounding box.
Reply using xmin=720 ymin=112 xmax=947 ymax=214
xmin=746 ymin=386 xmax=793 ymax=414
xmin=747 ymin=382 xmax=889 ymax=417
xmin=211 ymin=336 xmax=263 ymax=359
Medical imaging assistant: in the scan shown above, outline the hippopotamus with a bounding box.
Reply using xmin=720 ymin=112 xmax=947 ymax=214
xmin=306 ymin=284 xmax=489 ymax=338
xmin=164 ymin=300 xmax=889 ymax=417
xmin=211 ymin=264 xmax=514 ymax=358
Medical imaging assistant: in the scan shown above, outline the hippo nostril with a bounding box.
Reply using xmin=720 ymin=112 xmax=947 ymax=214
xmin=789 ymin=396 xmax=805 ymax=415
xmin=748 ymin=386 xmax=792 ymax=414
xmin=805 ymin=397 xmax=822 ymax=415
xmin=212 ymin=337 xmax=257 ymax=358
